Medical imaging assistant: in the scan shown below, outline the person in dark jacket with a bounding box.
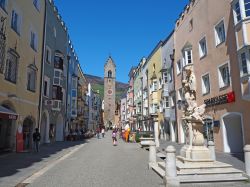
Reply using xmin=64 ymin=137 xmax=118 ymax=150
xmin=33 ymin=128 xmax=41 ymax=152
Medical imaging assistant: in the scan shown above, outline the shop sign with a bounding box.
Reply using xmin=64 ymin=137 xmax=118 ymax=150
xmin=0 ymin=113 xmax=18 ymax=120
xmin=204 ymin=91 xmax=235 ymax=107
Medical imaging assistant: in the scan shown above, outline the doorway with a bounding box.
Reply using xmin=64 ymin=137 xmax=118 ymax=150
xmin=222 ymin=113 xmax=244 ymax=153
xmin=56 ymin=114 xmax=64 ymax=141
xmin=23 ymin=117 xmax=34 ymax=151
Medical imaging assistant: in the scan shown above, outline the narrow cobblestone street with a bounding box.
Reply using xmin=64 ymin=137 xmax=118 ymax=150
xmin=23 ymin=132 xmax=163 ymax=187
xmin=1 ymin=133 xmax=250 ymax=187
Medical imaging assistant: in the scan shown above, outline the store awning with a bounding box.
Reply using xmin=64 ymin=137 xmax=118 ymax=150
xmin=0 ymin=106 xmax=18 ymax=120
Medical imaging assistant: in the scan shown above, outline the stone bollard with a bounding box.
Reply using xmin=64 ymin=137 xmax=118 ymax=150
xmin=154 ymin=121 xmax=160 ymax=148
xmin=208 ymin=141 xmax=216 ymax=160
xmin=148 ymin=141 xmax=157 ymax=169
xmin=165 ymin=146 xmax=179 ymax=187
xmin=244 ymin=145 xmax=250 ymax=177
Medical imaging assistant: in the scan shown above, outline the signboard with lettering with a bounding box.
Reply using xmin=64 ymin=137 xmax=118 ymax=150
xmin=204 ymin=91 xmax=235 ymax=107
xmin=0 ymin=113 xmax=18 ymax=120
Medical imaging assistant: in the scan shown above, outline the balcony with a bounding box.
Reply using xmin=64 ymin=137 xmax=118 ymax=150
xmin=143 ymin=100 xmax=148 ymax=108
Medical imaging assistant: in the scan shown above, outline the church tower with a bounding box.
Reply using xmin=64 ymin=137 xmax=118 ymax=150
xmin=104 ymin=56 xmax=116 ymax=128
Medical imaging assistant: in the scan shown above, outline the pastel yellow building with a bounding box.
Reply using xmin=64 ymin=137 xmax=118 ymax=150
xmin=147 ymin=42 xmax=162 ymax=147
xmin=0 ymin=0 xmax=45 ymax=152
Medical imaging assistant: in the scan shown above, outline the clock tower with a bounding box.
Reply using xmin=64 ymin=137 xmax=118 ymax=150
xmin=104 ymin=56 xmax=116 ymax=128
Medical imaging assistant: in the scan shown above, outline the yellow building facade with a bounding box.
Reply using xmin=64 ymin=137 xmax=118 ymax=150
xmin=0 ymin=0 xmax=45 ymax=152
xmin=147 ymin=42 xmax=163 ymax=147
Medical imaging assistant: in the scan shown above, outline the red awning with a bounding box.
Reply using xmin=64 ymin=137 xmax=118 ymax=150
xmin=0 ymin=106 xmax=18 ymax=120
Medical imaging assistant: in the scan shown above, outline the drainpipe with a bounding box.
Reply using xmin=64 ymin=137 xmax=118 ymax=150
xmin=170 ymin=49 xmax=179 ymax=143
xmin=38 ymin=1 xmax=47 ymax=130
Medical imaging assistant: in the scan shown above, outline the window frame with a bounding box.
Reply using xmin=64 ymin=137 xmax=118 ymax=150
xmin=53 ymin=69 xmax=63 ymax=86
xmin=5 ymin=49 xmax=19 ymax=84
xmin=214 ymin=19 xmax=226 ymax=47
xmin=176 ymin=60 xmax=182 ymax=75
xmin=241 ymin=52 xmax=249 ymax=75
xmin=33 ymin=0 xmax=41 ymax=12
xmin=0 ymin=0 xmax=7 ymax=12
xmin=43 ymin=76 xmax=50 ymax=98
xmin=218 ymin=62 xmax=231 ymax=89
xmin=201 ymin=73 xmax=211 ymax=95
xmin=233 ymin=1 xmax=242 ymax=23
xmin=30 ymin=30 xmax=38 ymax=51
xmin=199 ymin=36 xmax=207 ymax=58
xmin=27 ymin=65 xmax=37 ymax=92
xmin=45 ymin=46 xmax=52 ymax=64
xmin=11 ymin=9 xmax=21 ymax=35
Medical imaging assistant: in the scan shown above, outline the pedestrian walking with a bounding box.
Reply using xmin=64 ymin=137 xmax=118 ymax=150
xmin=33 ymin=128 xmax=41 ymax=152
xmin=112 ymin=129 xmax=117 ymax=146
xmin=101 ymin=128 xmax=105 ymax=138
xmin=96 ymin=127 xmax=100 ymax=139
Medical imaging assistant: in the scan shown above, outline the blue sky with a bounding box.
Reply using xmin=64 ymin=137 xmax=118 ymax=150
xmin=55 ymin=0 xmax=189 ymax=83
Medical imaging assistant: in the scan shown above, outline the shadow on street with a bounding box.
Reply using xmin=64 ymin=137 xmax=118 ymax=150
xmin=0 ymin=140 xmax=88 ymax=178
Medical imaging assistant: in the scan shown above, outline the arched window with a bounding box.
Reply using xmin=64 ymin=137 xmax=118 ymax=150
xmin=108 ymin=70 xmax=112 ymax=78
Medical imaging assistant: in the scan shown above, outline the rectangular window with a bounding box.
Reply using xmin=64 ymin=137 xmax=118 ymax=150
xmin=184 ymin=49 xmax=192 ymax=66
xmin=245 ymin=0 xmax=250 ymax=17
xmin=53 ymin=70 xmax=63 ymax=86
xmin=43 ymin=77 xmax=50 ymax=97
xmin=202 ymin=74 xmax=210 ymax=95
xmin=0 ymin=0 xmax=6 ymax=11
xmin=27 ymin=67 xmax=36 ymax=92
xmin=11 ymin=10 xmax=20 ymax=35
xmin=234 ymin=1 xmax=242 ymax=22
xmin=241 ymin=52 xmax=248 ymax=74
xmin=46 ymin=46 xmax=51 ymax=63
xmin=33 ymin=0 xmax=40 ymax=11
xmin=163 ymin=72 xmax=168 ymax=83
xmin=30 ymin=31 xmax=37 ymax=51
xmin=5 ymin=50 xmax=19 ymax=84
xmin=152 ymin=103 xmax=158 ymax=113
xmin=152 ymin=81 xmax=157 ymax=91
xmin=215 ymin=20 xmax=226 ymax=46
xmin=72 ymin=89 xmax=77 ymax=97
xmin=219 ymin=63 xmax=230 ymax=88
xmin=177 ymin=60 xmax=182 ymax=75
xmin=199 ymin=37 xmax=207 ymax=58
xmin=164 ymin=97 xmax=169 ymax=108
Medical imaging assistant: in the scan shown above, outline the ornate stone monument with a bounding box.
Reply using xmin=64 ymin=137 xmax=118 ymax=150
xmin=150 ymin=64 xmax=247 ymax=184
xmin=179 ymin=65 xmax=212 ymax=161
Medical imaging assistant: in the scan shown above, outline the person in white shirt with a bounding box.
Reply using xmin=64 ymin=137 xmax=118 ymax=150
xmin=101 ymin=128 xmax=105 ymax=138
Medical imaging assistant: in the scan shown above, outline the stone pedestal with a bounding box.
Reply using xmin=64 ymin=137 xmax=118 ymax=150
xmin=180 ymin=119 xmax=211 ymax=160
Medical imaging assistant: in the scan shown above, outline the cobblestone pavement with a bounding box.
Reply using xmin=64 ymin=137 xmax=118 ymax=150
xmin=28 ymin=132 xmax=164 ymax=187
xmin=1 ymin=134 xmax=250 ymax=187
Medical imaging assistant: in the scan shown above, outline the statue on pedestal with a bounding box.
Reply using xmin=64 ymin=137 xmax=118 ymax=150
xmin=180 ymin=65 xmax=210 ymax=159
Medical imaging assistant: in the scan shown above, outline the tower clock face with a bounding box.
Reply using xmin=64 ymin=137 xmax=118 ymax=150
xmin=107 ymin=89 xmax=113 ymax=95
